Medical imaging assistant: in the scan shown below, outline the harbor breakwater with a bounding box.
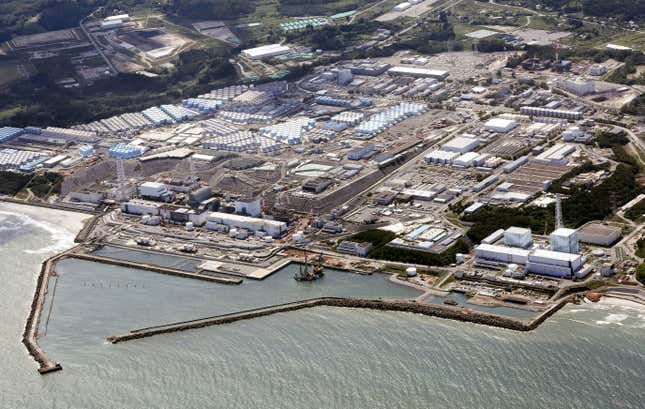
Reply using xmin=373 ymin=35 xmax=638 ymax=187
xmin=22 ymin=251 xmax=69 ymax=374
xmin=107 ymin=297 xmax=571 ymax=344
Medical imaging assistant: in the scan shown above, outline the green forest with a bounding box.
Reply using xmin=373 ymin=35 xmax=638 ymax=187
xmin=349 ymin=229 xmax=470 ymax=266
xmin=0 ymin=48 xmax=235 ymax=128
xmin=463 ymin=162 xmax=641 ymax=243
xmin=496 ymin=0 xmax=644 ymax=21
xmin=0 ymin=170 xmax=62 ymax=197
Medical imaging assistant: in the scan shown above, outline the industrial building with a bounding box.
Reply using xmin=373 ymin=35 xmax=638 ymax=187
xmin=549 ymin=228 xmax=579 ymax=254
xmin=0 ymin=127 xmax=24 ymax=143
xmin=387 ymin=66 xmax=449 ymax=80
xmin=562 ymin=79 xmax=595 ymax=96
xmin=577 ymin=223 xmax=621 ymax=246
xmin=474 ymin=244 xmax=584 ymax=278
xmin=235 ymin=197 xmax=262 ymax=217
xmin=474 ymin=243 xmax=530 ymax=264
xmin=138 ymin=182 xmax=173 ymax=202
xmin=337 ymin=241 xmax=372 ymax=257
xmin=483 ymin=118 xmax=517 ymax=133
xmin=241 ymin=44 xmax=291 ymax=60
xmin=526 ymin=249 xmax=583 ymax=278
xmin=482 ymin=229 xmax=505 ymax=244
xmin=520 ymin=107 xmax=583 ymax=120
xmin=393 ymin=2 xmax=411 ymax=11
xmin=0 ymin=148 xmax=48 ymax=170
xmin=504 ymin=227 xmax=533 ymax=249
xmin=441 ymin=136 xmax=479 ymax=153
xmin=347 ymin=144 xmax=376 ymax=160
xmin=534 ymin=143 xmax=576 ymax=165
xmin=205 ymin=212 xmax=287 ymax=238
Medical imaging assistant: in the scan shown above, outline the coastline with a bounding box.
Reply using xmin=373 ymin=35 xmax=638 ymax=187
xmin=6 ymin=200 xmax=642 ymax=375
xmin=0 ymin=201 xmax=91 ymax=374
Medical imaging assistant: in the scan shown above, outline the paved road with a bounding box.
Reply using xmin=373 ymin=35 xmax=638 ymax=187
xmin=80 ymin=8 xmax=118 ymax=74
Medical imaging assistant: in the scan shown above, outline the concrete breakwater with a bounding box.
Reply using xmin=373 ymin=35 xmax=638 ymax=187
xmin=22 ymin=252 xmax=67 ymax=374
xmin=108 ymin=297 xmax=570 ymax=344
xmin=68 ymin=253 xmax=243 ymax=285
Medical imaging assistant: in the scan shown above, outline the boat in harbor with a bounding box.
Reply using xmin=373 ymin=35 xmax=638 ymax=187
xmin=294 ymin=250 xmax=325 ymax=282
xmin=443 ymin=299 xmax=458 ymax=306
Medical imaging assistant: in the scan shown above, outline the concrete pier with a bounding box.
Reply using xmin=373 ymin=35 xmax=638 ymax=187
xmin=67 ymin=253 xmax=243 ymax=285
xmin=107 ymin=297 xmax=571 ymax=344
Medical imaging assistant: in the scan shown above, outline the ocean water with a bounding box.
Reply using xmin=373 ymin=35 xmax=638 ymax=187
xmin=1 ymin=203 xmax=644 ymax=409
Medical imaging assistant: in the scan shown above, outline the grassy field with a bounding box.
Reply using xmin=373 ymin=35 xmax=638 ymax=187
xmin=0 ymin=60 xmax=22 ymax=86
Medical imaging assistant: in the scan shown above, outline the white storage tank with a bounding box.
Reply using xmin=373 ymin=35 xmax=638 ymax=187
xmin=406 ymin=267 xmax=417 ymax=277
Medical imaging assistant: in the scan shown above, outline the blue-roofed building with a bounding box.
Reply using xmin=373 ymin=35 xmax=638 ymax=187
xmin=142 ymin=107 xmax=174 ymax=126
xmin=160 ymin=104 xmax=199 ymax=121
xmin=0 ymin=127 xmax=24 ymax=143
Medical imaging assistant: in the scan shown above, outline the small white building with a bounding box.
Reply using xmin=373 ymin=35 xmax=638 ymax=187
xmin=393 ymin=2 xmax=411 ymax=12
xmin=589 ymin=64 xmax=607 ymax=76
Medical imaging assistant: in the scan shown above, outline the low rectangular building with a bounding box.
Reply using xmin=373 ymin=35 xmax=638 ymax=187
xmin=388 ymin=66 xmax=449 ymax=80
xmin=337 ymin=241 xmax=372 ymax=257
xmin=205 ymin=212 xmax=287 ymax=238
xmin=242 ymin=44 xmax=291 ymax=60
xmin=578 ymin=223 xmax=622 ymax=246
xmin=474 ymin=243 xmax=530 ymax=265
xmin=527 ymin=249 xmax=582 ymax=278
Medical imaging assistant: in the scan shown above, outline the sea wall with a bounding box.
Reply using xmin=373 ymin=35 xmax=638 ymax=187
xmin=108 ymin=296 xmax=571 ymax=344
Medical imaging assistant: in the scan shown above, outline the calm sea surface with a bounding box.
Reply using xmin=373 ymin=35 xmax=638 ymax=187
xmin=1 ymin=203 xmax=644 ymax=409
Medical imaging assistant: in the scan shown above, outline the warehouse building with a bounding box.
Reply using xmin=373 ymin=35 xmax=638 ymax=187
xmin=441 ymin=136 xmax=479 ymax=153
xmin=0 ymin=127 xmax=24 ymax=143
xmin=577 ymin=223 xmax=622 ymax=246
xmin=483 ymin=118 xmax=517 ymax=133
xmin=242 ymin=44 xmax=291 ymax=60
xmin=387 ymin=66 xmax=449 ymax=80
